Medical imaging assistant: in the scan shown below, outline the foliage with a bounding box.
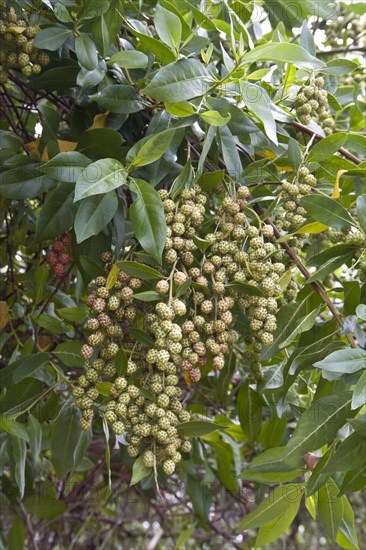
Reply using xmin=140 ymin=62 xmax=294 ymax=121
xmin=0 ymin=0 xmax=365 ymax=548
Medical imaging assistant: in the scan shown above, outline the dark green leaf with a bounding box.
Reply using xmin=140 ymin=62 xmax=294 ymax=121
xmin=237 ymin=484 xmax=305 ymax=531
xmin=176 ymin=421 xmax=224 ymax=437
xmin=51 ymin=402 xmax=82 ymax=479
xmin=243 ymin=42 xmax=325 ymax=69
xmin=41 ymin=152 xmax=91 ymax=183
xmin=237 ymin=382 xmax=263 ymax=442
xmin=75 ymin=159 xmax=127 ymax=201
xmin=356 ymin=195 xmax=366 ymax=234
xmin=352 ymin=370 xmax=366 ymax=410
xmin=324 ymin=432 xmax=366 ymax=473
xmin=9 ymin=436 xmax=27 ymax=498
xmin=300 ymin=194 xmax=354 ymax=229
xmin=75 ymin=33 xmax=99 ymax=70
xmin=170 ymin=160 xmax=193 ymax=199
xmin=130 ymin=455 xmax=152 ymax=486
xmin=129 ymin=179 xmax=166 ymax=263
xmin=89 ymin=85 xmax=144 ymax=114
xmin=255 ymin=497 xmax=301 ymax=547
xmin=305 ymin=254 xmax=354 ymax=284
xmin=285 ymin=393 xmax=354 ymax=460
xmin=155 ymin=4 xmax=182 ymax=51
xmin=35 ymin=183 xmax=77 ymax=241
xmin=133 ymin=291 xmax=161 ymax=302
xmin=115 ymin=261 xmax=162 ymax=279
xmin=0 ymin=353 xmax=50 ymax=387
xmin=143 ymin=59 xmax=211 ymax=102
xmin=33 ymin=26 xmax=72 ymax=50
xmin=74 ymin=192 xmax=118 ymax=243
xmin=314 ymin=348 xmax=366 ymax=375
xmin=307 ymin=133 xmax=348 ymax=163
xmin=318 ymin=478 xmax=344 ymax=541
xmin=127 ymin=129 xmax=175 ymax=168
xmin=0 ymin=163 xmax=55 ymax=199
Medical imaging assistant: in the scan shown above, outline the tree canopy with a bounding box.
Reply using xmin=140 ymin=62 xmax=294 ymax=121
xmin=0 ymin=0 xmax=365 ymax=548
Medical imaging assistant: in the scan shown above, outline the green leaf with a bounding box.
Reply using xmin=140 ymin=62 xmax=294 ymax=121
xmin=200 ymin=110 xmax=231 ymax=127
xmin=306 ymin=446 xmax=335 ymax=497
xmin=129 ymin=329 xmax=155 ymax=348
xmin=300 ymin=194 xmax=354 ymax=229
xmin=237 ymin=382 xmax=263 ymax=442
xmin=340 ymin=464 xmax=366 ymax=495
xmin=79 ymin=255 xmax=106 ymax=279
xmin=51 ymin=402 xmax=82 ymax=479
xmin=324 ymin=432 xmax=366 ymax=473
xmin=240 ymin=469 xmax=304 ymax=484
xmin=115 ymin=348 xmax=128 ymax=376
xmin=129 ymin=179 xmax=166 ymax=263
xmin=237 ymin=484 xmax=305 ymax=531
xmin=176 ymin=421 xmax=224 ymax=437
xmin=133 ymin=291 xmax=161 ymax=302
xmin=211 ymin=440 xmax=237 ymax=492
xmin=307 ymin=244 xmax=357 ymax=267
xmin=246 ymin=447 xmax=303 ymax=473
xmin=35 ymin=183 xmax=77 ymax=241
xmin=318 ymin=478 xmax=344 ymax=541
xmin=127 ymin=129 xmax=175 ymax=168
xmin=34 ymin=264 xmax=49 ymax=305
xmin=53 ymin=342 xmax=83 ymax=368
xmin=288 ymin=137 xmax=302 ymax=169
xmin=218 ymin=125 xmax=243 ymax=177
xmin=352 ymin=370 xmax=366 ymax=410
xmin=130 ymin=454 xmax=152 ymax=486
xmin=24 ymin=492 xmax=67 ymax=520
xmin=165 ymin=101 xmax=196 ymax=117
xmin=300 ymin=21 xmax=316 ymax=57
xmin=285 ymin=393 xmax=354 ymax=460
xmin=255 ymin=496 xmax=301 ymax=547
xmin=196 ymin=169 xmax=224 ymax=192
xmin=9 ymin=436 xmax=27 ymax=499
xmin=54 ymin=2 xmax=72 ymax=22
xmin=75 ymin=33 xmax=99 ymax=70
xmin=336 ymin=496 xmax=359 ymax=549
xmin=305 ymin=254 xmax=354 ymax=284
xmin=56 ymin=307 xmax=87 ymax=324
xmin=33 ymin=26 xmax=72 ymax=50
xmin=75 ymin=158 xmax=127 ymax=201
xmin=74 ymin=192 xmax=118 ymax=243
xmin=76 ymin=128 xmax=124 ymax=159
xmin=8 ymin=515 xmax=25 ymax=550
xmin=314 ymin=348 xmax=366 ymax=375
xmin=356 ymin=195 xmax=366 ymax=234
xmin=27 ymin=414 xmax=42 ymax=465
xmin=0 ymin=353 xmax=50 ymax=387
xmin=279 ymin=306 xmax=320 ymax=348
xmin=261 ymin=298 xmax=309 ymax=360
xmin=155 ymin=4 xmax=182 ymax=51
xmin=170 ymin=159 xmax=193 ymax=199
xmin=40 ymin=151 xmax=91 ymax=182
xmin=115 ymin=261 xmax=162 ymax=279
xmin=307 ymin=133 xmax=348 ymax=163
xmin=0 ymin=163 xmax=55 ymax=199
xmin=240 ymin=82 xmax=277 ymax=145
xmin=356 ymin=304 xmax=366 ymax=321
xmin=127 ymin=27 xmax=176 ymax=64
xmin=143 ymin=59 xmax=211 ymax=102
xmin=242 ymin=42 xmax=325 ymax=69
xmin=0 ymin=417 xmax=29 ymax=441
xmin=109 ymin=50 xmax=149 ymax=68
xmin=89 ymin=85 xmax=144 ymax=114
xmin=77 ymin=67 xmax=105 ymax=88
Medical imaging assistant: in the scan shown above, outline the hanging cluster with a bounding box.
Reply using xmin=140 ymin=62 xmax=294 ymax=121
xmin=0 ymin=5 xmax=49 ymax=83
xmin=74 ymin=260 xmax=192 ymax=476
xmin=74 ymin=182 xmax=290 ymax=471
xmin=281 ymin=165 xmax=316 ymax=231
xmin=295 ymin=77 xmax=335 ymax=135
xmin=325 ymin=16 xmax=364 ymax=48
xmin=46 ymin=234 xmax=72 ymax=279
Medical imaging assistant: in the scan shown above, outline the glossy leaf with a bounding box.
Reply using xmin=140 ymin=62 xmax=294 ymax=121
xmin=129 ymin=179 xmax=166 ymax=263
xmin=300 ymin=194 xmax=354 ymax=229
xmin=75 ymin=159 xmax=127 ymax=201
xmin=74 ymin=192 xmax=118 ymax=243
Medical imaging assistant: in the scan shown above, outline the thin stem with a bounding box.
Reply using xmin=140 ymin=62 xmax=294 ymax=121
xmin=290 ymin=121 xmax=362 ymax=165
xmin=252 ymin=202 xmax=357 ymax=349
xmin=316 ymin=45 xmax=366 ymax=55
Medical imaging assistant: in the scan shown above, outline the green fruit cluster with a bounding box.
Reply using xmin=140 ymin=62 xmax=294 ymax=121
xmin=325 ymin=17 xmax=364 ymax=48
xmin=295 ymin=77 xmax=335 ymax=135
xmin=0 ymin=5 xmax=49 ymax=83
xmin=74 ymin=182 xmax=291 ymax=468
xmin=281 ymin=165 xmax=316 ymax=232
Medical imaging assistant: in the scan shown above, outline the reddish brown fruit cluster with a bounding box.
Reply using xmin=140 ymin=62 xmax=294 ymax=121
xmin=46 ymin=234 xmax=72 ymax=279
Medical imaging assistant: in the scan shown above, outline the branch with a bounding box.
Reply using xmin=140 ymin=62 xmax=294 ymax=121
xmin=316 ymin=46 xmax=366 ymax=55
xmin=253 ymin=203 xmax=357 ymax=349
xmin=290 ymin=121 xmax=362 ymax=165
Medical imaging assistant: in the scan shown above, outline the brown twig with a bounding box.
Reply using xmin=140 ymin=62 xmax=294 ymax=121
xmin=19 ymin=502 xmax=40 ymax=550
xmin=316 ymin=45 xmax=366 ymax=55
xmin=290 ymin=121 xmax=362 ymax=165
xmin=253 ymin=203 xmax=357 ymax=348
